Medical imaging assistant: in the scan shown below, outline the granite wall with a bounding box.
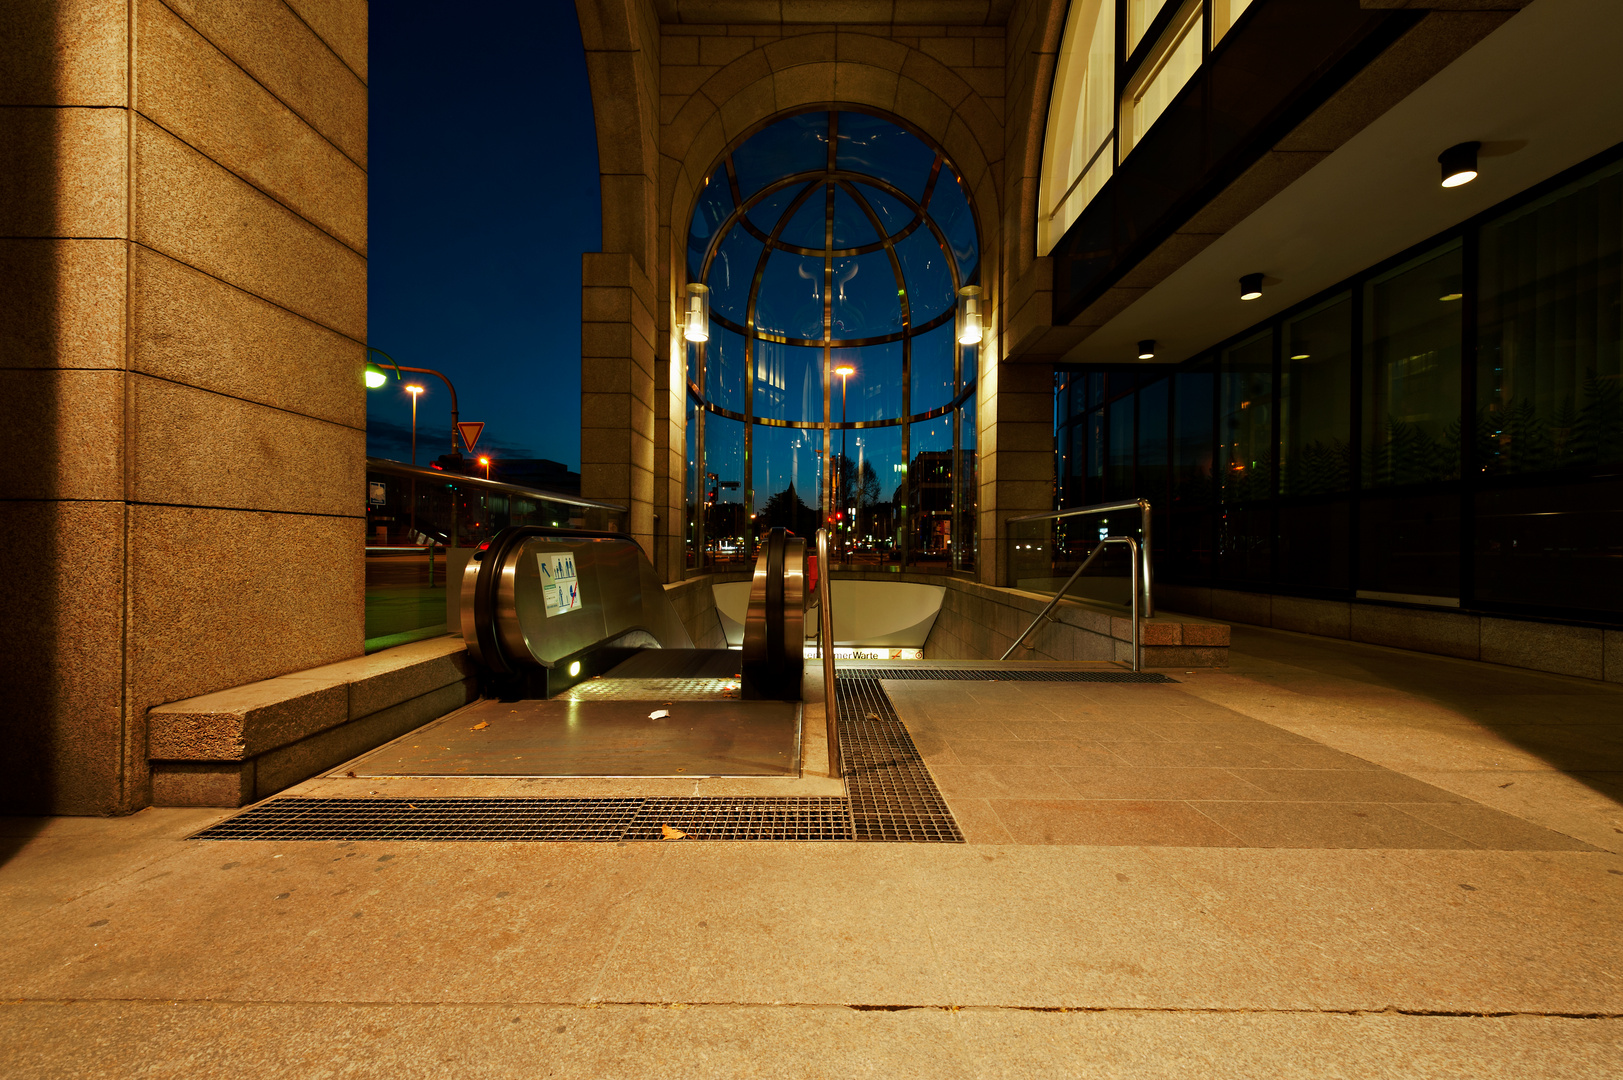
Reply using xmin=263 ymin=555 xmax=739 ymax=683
xmin=0 ymin=0 xmax=369 ymax=814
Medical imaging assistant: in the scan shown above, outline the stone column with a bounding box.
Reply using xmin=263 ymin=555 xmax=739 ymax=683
xmin=0 ymin=0 xmax=369 ymax=815
xmin=580 ymin=252 xmax=657 ymax=555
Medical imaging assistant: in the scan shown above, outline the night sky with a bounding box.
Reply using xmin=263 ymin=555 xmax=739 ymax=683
xmin=367 ymin=3 xmax=600 ymax=470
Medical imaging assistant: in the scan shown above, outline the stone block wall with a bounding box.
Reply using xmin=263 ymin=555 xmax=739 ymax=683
xmin=0 ymin=0 xmax=369 ymax=815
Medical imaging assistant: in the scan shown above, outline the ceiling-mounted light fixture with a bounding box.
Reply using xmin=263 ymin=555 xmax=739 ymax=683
xmin=1137 ymin=339 xmax=1156 ymax=360
xmin=1439 ymin=274 xmax=1464 ymax=302
xmin=683 ymin=282 xmax=710 ymax=343
xmin=1439 ymin=141 xmax=1480 ymax=188
xmin=956 ymin=286 xmax=984 ymax=345
xmin=1289 ymin=346 xmax=1310 ymax=360
xmin=1239 ymin=273 xmax=1264 ymax=301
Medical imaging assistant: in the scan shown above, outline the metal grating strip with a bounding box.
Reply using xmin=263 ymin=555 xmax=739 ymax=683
xmin=839 ymin=668 xmax=1176 ymax=683
xmin=838 ymin=677 xmax=963 ymax=843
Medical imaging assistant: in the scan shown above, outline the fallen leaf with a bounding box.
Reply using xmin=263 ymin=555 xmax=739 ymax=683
xmin=472 ymin=721 xmax=489 ymax=730
xmin=649 ymin=709 xmax=670 ymax=719
xmin=345 ymin=770 xmax=356 ymax=778
xmin=865 ymin=713 xmax=880 ymax=721
xmin=660 ymin=824 xmax=687 ymax=840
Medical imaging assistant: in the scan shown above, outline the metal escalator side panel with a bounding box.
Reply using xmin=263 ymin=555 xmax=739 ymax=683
xmin=741 ymin=528 xmax=806 ymax=701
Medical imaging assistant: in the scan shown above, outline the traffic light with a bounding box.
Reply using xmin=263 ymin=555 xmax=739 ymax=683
xmin=432 ymin=452 xmax=469 ymax=474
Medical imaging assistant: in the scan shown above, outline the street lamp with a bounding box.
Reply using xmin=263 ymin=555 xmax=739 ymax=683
xmin=405 ymin=384 xmax=425 ymax=465
xmin=834 ymin=363 xmax=855 ymax=565
xmin=364 ymin=348 xmax=464 ymax=459
xmin=478 ymin=455 xmax=491 ymax=481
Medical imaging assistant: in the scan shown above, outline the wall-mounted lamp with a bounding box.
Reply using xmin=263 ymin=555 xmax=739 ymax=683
xmin=1239 ymin=273 xmax=1264 ymax=301
xmin=683 ymin=282 xmax=710 ymax=343
xmin=1439 ymin=141 xmax=1480 ymax=188
xmin=956 ymin=285 xmax=984 ymax=345
xmin=1137 ymin=339 xmax=1156 ymax=360
xmin=364 ymin=362 xmax=388 ymax=388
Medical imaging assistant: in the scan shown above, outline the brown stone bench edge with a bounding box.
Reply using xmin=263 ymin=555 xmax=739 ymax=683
xmin=149 ymin=636 xmax=478 ymax=807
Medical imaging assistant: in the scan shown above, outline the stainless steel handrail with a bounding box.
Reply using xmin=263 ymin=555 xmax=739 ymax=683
xmin=1007 ymin=497 xmax=1153 ymax=618
xmin=816 ymin=527 xmax=840 ymax=778
xmin=1001 ymin=535 xmax=1141 ymax=672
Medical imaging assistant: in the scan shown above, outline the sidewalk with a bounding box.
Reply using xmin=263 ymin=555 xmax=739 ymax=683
xmin=2 ymin=626 xmax=1619 ymax=1077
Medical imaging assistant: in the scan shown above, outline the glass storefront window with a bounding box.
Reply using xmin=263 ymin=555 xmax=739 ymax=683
xmin=1219 ymin=331 xmax=1274 ymax=502
xmin=1105 ymin=395 xmax=1135 ymax=500
xmin=1280 ymin=293 xmax=1352 ymax=496
xmin=1362 ymin=241 xmax=1463 ymax=489
xmin=1040 ymin=0 xmax=1116 ymax=254
xmin=702 ymin=414 xmax=748 ymax=565
xmin=1478 ymin=158 xmax=1623 ymax=476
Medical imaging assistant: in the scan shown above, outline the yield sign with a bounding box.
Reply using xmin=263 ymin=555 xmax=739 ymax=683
xmin=456 ymin=421 xmax=485 ymax=453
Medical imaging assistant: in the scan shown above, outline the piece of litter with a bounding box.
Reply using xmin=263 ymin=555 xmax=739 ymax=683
xmin=368 ymin=790 xmax=379 ymax=795
xmin=344 ymin=770 xmax=356 ymax=778
xmin=408 ymin=803 xmax=419 ymax=810
xmin=865 ymin=713 xmax=880 ymax=721
xmin=649 ymin=709 xmax=670 ymax=719
xmin=660 ymin=824 xmax=687 ymax=840
xmin=472 ymin=721 xmax=489 ymax=730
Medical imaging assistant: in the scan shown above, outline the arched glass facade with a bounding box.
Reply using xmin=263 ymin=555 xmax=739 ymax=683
xmin=684 ymin=110 xmax=980 ymax=571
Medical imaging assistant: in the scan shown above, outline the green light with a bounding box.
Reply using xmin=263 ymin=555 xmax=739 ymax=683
xmin=364 ymin=362 xmax=389 ymax=388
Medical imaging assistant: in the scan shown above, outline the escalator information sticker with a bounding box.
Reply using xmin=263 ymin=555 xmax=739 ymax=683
xmin=538 ymin=552 xmax=581 ymax=615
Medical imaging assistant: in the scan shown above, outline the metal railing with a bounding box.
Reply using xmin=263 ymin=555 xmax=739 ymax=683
xmin=1001 ymin=535 xmax=1142 ymax=672
xmin=816 ymin=527 xmax=840 ymax=778
xmin=1006 ymin=498 xmax=1153 ymax=618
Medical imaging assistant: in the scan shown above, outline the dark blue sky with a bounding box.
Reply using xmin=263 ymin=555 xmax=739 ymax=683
xmin=367 ymin=4 xmax=601 ymax=469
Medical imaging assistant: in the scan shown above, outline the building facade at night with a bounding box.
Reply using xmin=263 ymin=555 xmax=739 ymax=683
xmin=4 ymin=0 xmax=1621 ymax=818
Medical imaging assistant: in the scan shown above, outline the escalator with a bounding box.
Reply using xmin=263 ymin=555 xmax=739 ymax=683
xmin=401 ymin=525 xmax=815 ymax=778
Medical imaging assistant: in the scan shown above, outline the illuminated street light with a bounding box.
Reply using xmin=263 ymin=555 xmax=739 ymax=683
xmin=405 ymin=384 xmax=425 ymax=466
xmin=478 ymin=455 xmax=491 ymax=481
xmin=833 ymin=364 xmax=855 ymax=565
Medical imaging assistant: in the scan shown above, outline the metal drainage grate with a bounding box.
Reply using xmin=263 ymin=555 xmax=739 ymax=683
xmin=839 ymin=668 xmax=1177 ymax=683
xmin=838 ymin=677 xmax=963 ymax=843
xmin=193 ymin=683 xmax=964 ymax=845
xmin=193 ymin=796 xmax=853 ymax=843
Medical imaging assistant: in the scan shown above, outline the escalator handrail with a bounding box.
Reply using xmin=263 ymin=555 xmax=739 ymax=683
xmin=816 ymin=528 xmax=839 ymax=777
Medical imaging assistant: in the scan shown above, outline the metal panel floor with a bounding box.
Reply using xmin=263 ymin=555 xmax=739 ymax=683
xmin=346 ymin=696 xmax=801 ymax=778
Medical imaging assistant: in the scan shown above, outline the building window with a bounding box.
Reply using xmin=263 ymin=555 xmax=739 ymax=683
xmin=1119 ymin=0 xmax=1204 ymax=160
xmin=1040 ymin=0 xmax=1116 ymax=254
xmin=684 ymin=110 xmax=980 ymax=571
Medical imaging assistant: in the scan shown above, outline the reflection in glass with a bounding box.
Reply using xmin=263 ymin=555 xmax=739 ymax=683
xmin=1281 ymin=294 xmax=1352 ymax=496
xmin=702 ymin=414 xmax=748 ymax=562
xmin=704 ymin=327 xmax=747 ymax=413
xmin=753 ymin=425 xmax=822 ymax=537
xmin=911 ymin=321 xmax=956 ymax=414
xmin=830 ymin=251 xmax=903 ymax=339
xmin=910 ymin=416 xmax=954 ymax=563
xmin=1478 ymin=159 xmax=1623 ymax=476
xmin=835 ymin=342 xmax=903 ymax=424
xmin=835 ymin=113 xmax=936 ymax=201
xmin=753 ymin=341 xmax=823 ymax=423
xmin=894 ymin=228 xmax=956 ymax=322
xmin=732 ymin=111 xmax=828 ymax=198
xmin=709 ymin=227 xmax=762 ymax=324
xmin=1363 ymin=242 xmax=1463 ymax=488
xmin=837 ymin=425 xmax=902 ymax=564
xmin=688 ymin=167 xmax=735 ymax=282
xmin=756 ymin=253 xmax=826 ymax=340
xmin=1220 ymin=332 xmax=1274 ymax=501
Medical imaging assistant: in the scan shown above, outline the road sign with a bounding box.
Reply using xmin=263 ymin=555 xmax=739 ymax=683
xmin=456 ymin=421 xmax=485 ymax=453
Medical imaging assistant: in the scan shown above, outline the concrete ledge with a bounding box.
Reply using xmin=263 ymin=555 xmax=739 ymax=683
xmin=1155 ymin=583 xmax=1623 ymax=684
xmin=149 ymin=636 xmax=477 ymax=807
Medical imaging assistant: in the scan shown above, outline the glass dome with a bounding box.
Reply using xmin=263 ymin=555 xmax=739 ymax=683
xmin=684 ymin=110 xmax=980 ymax=572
